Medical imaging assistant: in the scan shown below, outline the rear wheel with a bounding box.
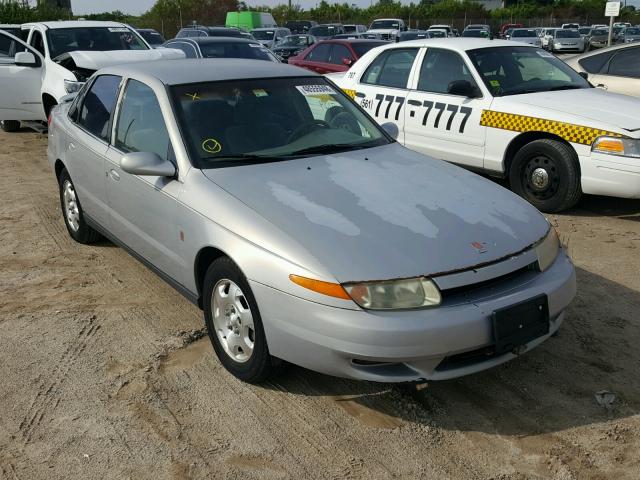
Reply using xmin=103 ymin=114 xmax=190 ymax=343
xmin=509 ymin=139 xmax=582 ymax=213
xmin=203 ymin=257 xmax=276 ymax=383
xmin=58 ymin=169 xmax=101 ymax=244
xmin=0 ymin=120 xmax=20 ymax=132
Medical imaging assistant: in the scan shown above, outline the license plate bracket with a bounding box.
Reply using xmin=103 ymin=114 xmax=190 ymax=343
xmin=492 ymin=295 xmax=549 ymax=356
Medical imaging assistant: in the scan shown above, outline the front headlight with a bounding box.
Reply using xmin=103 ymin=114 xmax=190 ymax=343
xmin=64 ymin=79 xmax=84 ymax=94
xmin=592 ymin=136 xmax=640 ymax=158
xmin=343 ymin=277 xmax=441 ymax=310
xmin=535 ymin=227 xmax=560 ymax=272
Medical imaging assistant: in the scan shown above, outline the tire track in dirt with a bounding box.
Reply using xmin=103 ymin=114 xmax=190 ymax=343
xmin=18 ymin=315 xmax=101 ymax=445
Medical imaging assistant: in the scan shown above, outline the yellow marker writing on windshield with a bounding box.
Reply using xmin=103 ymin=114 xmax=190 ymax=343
xmin=202 ymin=138 xmax=222 ymax=154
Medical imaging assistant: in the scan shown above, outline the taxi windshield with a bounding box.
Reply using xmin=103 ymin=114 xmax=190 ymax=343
xmin=172 ymin=77 xmax=390 ymax=168
xmin=468 ymin=46 xmax=590 ymax=97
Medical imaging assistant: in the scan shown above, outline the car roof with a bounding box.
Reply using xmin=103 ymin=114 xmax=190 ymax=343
xmin=167 ymin=37 xmax=258 ymax=45
xmin=391 ymin=38 xmax=525 ymax=49
xmin=22 ymin=21 xmax=127 ymax=29
xmin=99 ymin=58 xmax=317 ymax=85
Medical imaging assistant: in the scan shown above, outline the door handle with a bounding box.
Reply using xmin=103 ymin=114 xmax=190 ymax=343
xmin=109 ymin=169 xmax=120 ymax=181
xmin=68 ymin=142 xmax=76 ymax=151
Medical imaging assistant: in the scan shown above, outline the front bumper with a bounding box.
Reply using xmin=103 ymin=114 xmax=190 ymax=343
xmin=580 ymin=152 xmax=640 ymax=199
xmin=252 ymin=249 xmax=576 ymax=382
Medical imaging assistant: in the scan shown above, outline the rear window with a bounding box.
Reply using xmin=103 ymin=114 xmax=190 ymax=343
xmin=512 ymin=29 xmax=537 ymax=37
xmin=199 ymin=42 xmax=274 ymax=61
xmin=556 ymin=30 xmax=580 ymax=38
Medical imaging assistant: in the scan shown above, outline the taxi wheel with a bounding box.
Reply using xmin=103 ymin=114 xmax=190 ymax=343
xmin=509 ymin=139 xmax=581 ymax=213
xmin=202 ymin=257 xmax=277 ymax=383
xmin=0 ymin=120 xmax=20 ymax=132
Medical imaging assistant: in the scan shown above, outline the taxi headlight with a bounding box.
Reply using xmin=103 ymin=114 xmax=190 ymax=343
xmin=344 ymin=277 xmax=441 ymax=310
xmin=535 ymin=227 xmax=560 ymax=272
xmin=592 ymin=136 xmax=640 ymax=158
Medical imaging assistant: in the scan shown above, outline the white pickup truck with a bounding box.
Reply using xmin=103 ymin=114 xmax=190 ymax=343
xmin=0 ymin=21 xmax=184 ymax=132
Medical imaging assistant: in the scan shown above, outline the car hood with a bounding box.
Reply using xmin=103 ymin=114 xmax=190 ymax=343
xmin=57 ymin=48 xmax=185 ymax=70
xmin=203 ymin=144 xmax=548 ymax=282
xmin=504 ymin=88 xmax=640 ymax=131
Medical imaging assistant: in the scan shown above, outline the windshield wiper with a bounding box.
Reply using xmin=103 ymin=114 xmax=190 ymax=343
xmin=204 ymin=153 xmax=282 ymax=163
xmin=547 ymin=85 xmax=585 ymax=91
xmin=284 ymin=143 xmax=374 ymax=157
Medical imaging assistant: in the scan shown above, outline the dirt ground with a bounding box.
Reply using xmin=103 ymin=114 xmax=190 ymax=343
xmin=0 ymin=128 xmax=638 ymax=480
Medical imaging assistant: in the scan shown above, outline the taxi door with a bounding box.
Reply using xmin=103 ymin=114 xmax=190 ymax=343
xmin=404 ymin=47 xmax=491 ymax=168
xmin=350 ymin=46 xmax=421 ymax=144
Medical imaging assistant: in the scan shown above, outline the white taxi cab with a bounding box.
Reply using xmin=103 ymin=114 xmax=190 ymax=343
xmin=330 ymin=38 xmax=640 ymax=212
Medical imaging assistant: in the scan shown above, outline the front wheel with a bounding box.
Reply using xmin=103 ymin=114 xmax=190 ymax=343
xmin=509 ymin=139 xmax=582 ymax=213
xmin=203 ymin=257 xmax=276 ymax=383
xmin=0 ymin=120 xmax=20 ymax=132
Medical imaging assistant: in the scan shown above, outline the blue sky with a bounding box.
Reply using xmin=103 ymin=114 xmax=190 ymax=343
xmin=70 ymin=0 xmax=640 ymax=16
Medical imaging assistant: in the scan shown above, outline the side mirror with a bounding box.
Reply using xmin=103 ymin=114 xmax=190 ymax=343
xmin=15 ymin=51 xmax=37 ymax=67
xmin=448 ymin=80 xmax=480 ymax=98
xmin=342 ymin=57 xmax=353 ymax=66
xmin=380 ymin=122 xmax=399 ymax=140
xmin=120 ymin=152 xmax=176 ymax=177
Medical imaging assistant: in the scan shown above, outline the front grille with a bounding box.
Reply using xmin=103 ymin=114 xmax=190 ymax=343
xmin=440 ymin=262 xmax=538 ymax=300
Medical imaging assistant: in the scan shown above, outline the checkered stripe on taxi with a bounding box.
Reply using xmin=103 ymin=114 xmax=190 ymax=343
xmin=480 ymin=110 xmax=622 ymax=146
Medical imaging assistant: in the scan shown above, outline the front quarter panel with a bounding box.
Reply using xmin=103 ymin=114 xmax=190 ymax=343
xmin=178 ymin=168 xmax=360 ymax=310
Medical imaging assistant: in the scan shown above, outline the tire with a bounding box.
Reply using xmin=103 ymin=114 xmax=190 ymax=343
xmin=203 ymin=257 xmax=276 ymax=383
xmin=58 ymin=169 xmax=101 ymax=244
xmin=509 ymin=139 xmax=582 ymax=213
xmin=0 ymin=120 xmax=20 ymax=132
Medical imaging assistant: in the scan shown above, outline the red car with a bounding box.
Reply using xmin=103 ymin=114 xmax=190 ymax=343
xmin=288 ymin=39 xmax=387 ymax=74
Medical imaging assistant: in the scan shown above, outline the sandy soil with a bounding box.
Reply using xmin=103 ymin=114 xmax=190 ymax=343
xmin=0 ymin=128 xmax=638 ymax=480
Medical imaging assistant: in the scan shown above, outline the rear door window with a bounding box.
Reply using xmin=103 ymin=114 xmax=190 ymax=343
xmin=606 ymin=47 xmax=640 ymax=78
xmin=77 ymin=74 xmax=122 ymax=141
xmin=329 ymin=44 xmax=352 ymax=65
xmin=361 ymin=48 xmax=418 ymax=88
xmin=305 ymin=43 xmax=331 ymax=62
xmin=578 ymin=51 xmax=615 ymax=73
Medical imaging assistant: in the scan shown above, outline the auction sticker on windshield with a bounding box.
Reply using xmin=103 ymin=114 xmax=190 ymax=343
xmin=296 ymin=85 xmax=336 ymax=96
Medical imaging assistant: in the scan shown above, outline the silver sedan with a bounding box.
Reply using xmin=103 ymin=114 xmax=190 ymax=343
xmin=47 ymin=59 xmax=576 ymax=383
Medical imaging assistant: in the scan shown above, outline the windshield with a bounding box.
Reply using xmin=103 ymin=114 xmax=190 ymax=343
xmin=344 ymin=25 xmax=357 ymax=33
xmin=512 ymin=29 xmax=537 ymax=38
xmin=172 ymin=78 xmax=389 ymax=168
xmin=309 ymin=26 xmax=338 ymax=37
xmin=578 ymin=27 xmax=591 ymax=34
xmin=46 ymin=27 xmax=148 ymax=58
xmin=545 ymin=29 xmax=557 ymax=35
xmin=556 ymin=30 xmax=580 ymax=38
xmin=626 ymin=28 xmax=640 ymax=35
xmin=462 ymin=29 xmax=488 ymax=37
xmin=468 ymin=46 xmax=590 ymax=97
xmin=280 ymin=35 xmax=311 ymax=46
xmin=592 ymin=29 xmax=609 ymax=36
xmin=251 ymin=30 xmax=275 ymax=40
xmin=139 ymin=30 xmax=164 ymax=46
xmin=370 ymin=20 xmax=400 ymax=29
xmin=199 ymin=42 xmax=275 ymax=61
xmin=429 ymin=30 xmax=446 ymax=37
